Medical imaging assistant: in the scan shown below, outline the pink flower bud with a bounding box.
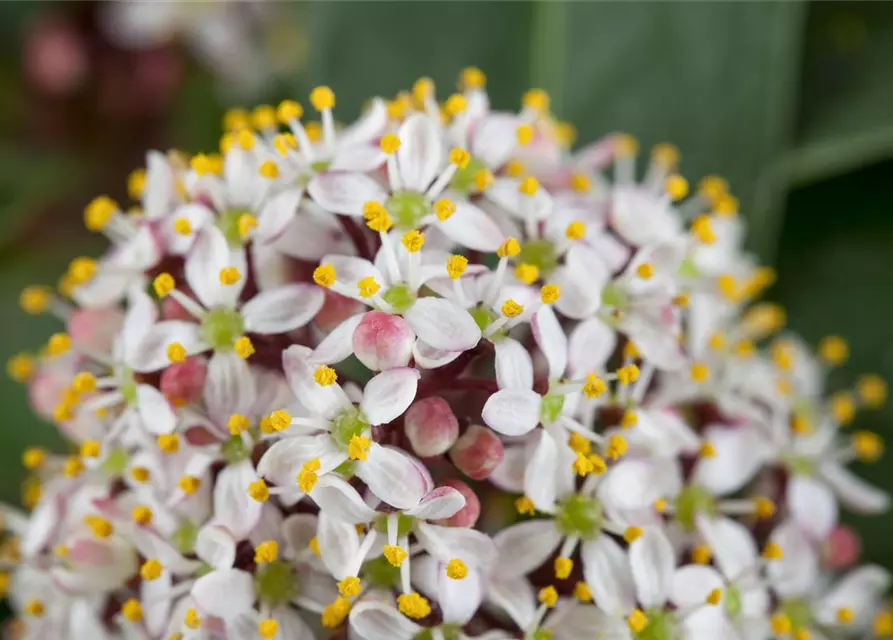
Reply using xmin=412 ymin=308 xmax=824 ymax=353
xmin=352 ymin=311 xmax=414 ymax=371
xmin=438 ymin=479 xmax=480 ymax=528
xmin=24 ymin=17 xmax=88 ymax=96
xmin=823 ymin=524 xmax=861 ymax=570
xmin=315 ymin=290 xmax=364 ymax=333
xmin=404 ymin=397 xmax=459 ymax=457
xmin=160 ymin=357 xmax=207 ymax=406
xmin=67 ymin=307 xmax=124 ymax=354
xmin=449 ymin=424 xmax=504 ymax=480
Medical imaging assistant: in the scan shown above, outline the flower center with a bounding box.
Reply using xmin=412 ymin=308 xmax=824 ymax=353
xmin=200 ymin=307 xmax=245 ymax=351
xmin=783 ymin=456 xmax=817 ymax=477
xmin=381 ymin=283 xmax=418 ymax=314
xmin=674 ymin=485 xmax=717 ymax=532
xmin=331 ymin=407 xmax=370 ymax=449
xmin=101 ymin=449 xmax=129 ymax=476
xmin=555 ymin=494 xmax=603 ymax=539
xmin=120 ymin=370 xmax=138 ymax=404
xmin=363 ymin=554 xmax=401 ymax=589
xmin=777 ymin=599 xmax=813 ymax=630
xmin=311 ymin=160 xmax=331 ymax=173
xmin=172 ymin=520 xmax=198 ymax=555
xmin=540 ymin=393 xmax=565 ymax=424
xmin=221 ymin=434 xmax=253 ymax=463
xmin=633 ymin=609 xmax=678 ymax=640
xmin=725 ymin=584 xmax=742 ymax=619
xmin=217 ymin=209 xmax=252 ymax=247
xmin=385 ymin=191 xmax=432 ymax=230
xmin=678 ymin=257 xmax=701 ymax=279
xmin=414 ymin=626 xmax=461 ymax=640
xmin=372 ymin=513 xmax=416 ymax=537
xmin=518 ymin=239 xmax=558 ymax=276
xmin=601 ymin=281 xmax=630 ymax=311
xmin=255 ymin=560 xmax=298 ymax=608
xmin=449 ymin=157 xmax=486 ymax=195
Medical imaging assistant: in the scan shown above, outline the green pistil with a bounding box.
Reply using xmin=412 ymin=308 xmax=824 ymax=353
xmin=217 ymin=209 xmax=252 ymax=248
xmin=373 ymin=512 xmax=416 ymax=537
xmin=601 ymin=281 xmax=630 ymax=311
xmin=678 ymin=257 xmax=701 ymax=279
xmin=255 ymin=560 xmax=299 ymax=608
xmin=330 ymin=407 xmax=370 ymax=449
xmin=518 ymin=239 xmax=559 ymax=276
xmin=381 ymin=283 xmax=417 ymax=314
xmin=675 ymin=485 xmax=717 ymax=532
xmin=385 ymin=191 xmax=432 ymax=230
xmin=120 ymin=371 xmax=138 ymax=404
xmin=777 ymin=599 xmax=813 ymax=630
xmin=540 ymin=394 xmax=565 ymax=424
xmin=633 ymin=609 xmax=678 ymax=640
xmin=725 ymin=584 xmax=742 ymax=619
xmin=100 ymin=449 xmax=128 ymax=476
xmin=311 ymin=160 xmax=331 ymax=173
xmin=221 ymin=434 xmax=252 ymax=463
xmin=449 ymin=157 xmax=486 ymax=195
xmin=173 ymin=520 xmax=198 ymax=555
xmin=364 ymin=555 xmax=401 ymax=589
xmin=200 ymin=307 xmax=245 ymax=352
xmin=414 ymin=625 xmax=461 ymax=640
xmin=555 ymin=494 xmax=603 ymax=539
xmin=784 ymin=456 xmax=817 ymax=477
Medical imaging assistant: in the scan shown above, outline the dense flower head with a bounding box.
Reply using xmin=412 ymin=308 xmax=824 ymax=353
xmin=4 ymin=69 xmax=893 ymax=640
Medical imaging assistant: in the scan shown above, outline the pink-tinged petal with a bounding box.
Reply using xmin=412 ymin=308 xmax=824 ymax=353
xmin=404 ymin=486 xmax=465 ymax=521
xmin=629 ymin=526 xmax=676 ymax=608
xmin=788 ymin=475 xmax=838 ymax=540
xmin=404 ymin=397 xmax=459 ymax=457
xmin=72 ymin=269 xmax=133 ymax=309
xmin=695 ymin=515 xmax=758 ymax=582
xmin=472 ymin=114 xmax=520 ymax=168
xmin=360 ymin=367 xmax=419 ymax=425
xmin=349 ymin=600 xmax=421 ymax=640
xmin=493 ymin=520 xmax=561 ymax=577
xmin=767 ymin=520 xmax=820 ymax=598
xmin=489 ymin=443 xmax=527 ymax=493
xmin=135 ymin=384 xmax=176 ymax=434
xmin=450 ymin=424 xmax=504 ymax=480
xmin=415 ymin=522 xmax=497 ymax=569
xmin=581 ymin=536 xmax=637 ymax=616
xmin=396 ymin=113 xmax=442 ymax=192
xmin=820 ymin=462 xmax=890 ymax=515
xmin=272 ymin=202 xmax=352 ymax=261
xmin=338 ymin=98 xmax=388 ymax=148
xmin=531 ymin=305 xmax=567 ymax=381
xmin=241 ymin=284 xmax=324 ymax=334
xmin=211 ymin=460 xmax=262 ymax=539
xmin=282 ymin=345 xmax=350 ymax=418
xmin=307 ymin=172 xmax=387 ymax=217
xmin=814 ymin=565 xmax=891 ymax=627
xmin=160 ymin=356 xmax=207 ymax=406
xmin=403 ymin=297 xmax=481 ymax=352
xmin=257 ymin=436 xmax=344 ymax=486
xmin=165 ymin=203 xmax=212 ymax=254
xmin=567 ymin=317 xmax=617 ymax=378
xmin=186 ymin=226 xmax=246 ymax=308
xmin=312 ymin=312 xmax=366 ymax=365
xmin=129 ymin=320 xmax=204 ymax=373
xmin=310 ymin=474 xmax=379 ymax=524
xmin=353 ymin=311 xmax=415 ymax=371
xmin=256 ymin=188 xmax=301 ymax=243
xmin=69 ymin=307 xmax=124 ymax=355
xmin=494 ymin=338 xmax=534 ymax=390
xmin=195 ymin=524 xmax=237 ymax=571
xmin=358 ymin=444 xmax=429 ymax=509
xmin=482 ymin=389 xmax=541 ymax=436
xmin=438 ymin=200 xmax=504 ymax=252
xmin=191 ymin=568 xmax=254 ymax=622
xmin=317 ymin=512 xmax=360 ymax=579
xmin=691 ymin=425 xmax=771 ymax=497
xmin=611 ymin=186 xmax=680 ymax=247
xmin=204 ymin=351 xmax=255 ymax=425
xmin=437 ymin=479 xmax=480 ymax=528
xmin=823 ymin=524 xmax=862 ymax=570
xmin=412 ymin=339 xmax=461 ymax=369
xmin=670 ymin=565 xmax=725 ymax=609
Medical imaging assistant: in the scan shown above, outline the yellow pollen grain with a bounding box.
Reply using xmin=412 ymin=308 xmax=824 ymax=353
xmin=380 ymin=133 xmax=401 ymax=154
xmin=516 ymin=123 xmax=534 ymax=146
xmin=24 ymin=599 xmax=45 ymax=618
xmin=446 ymin=558 xmax=468 ymax=580
xmin=554 ymin=557 xmax=573 ymax=580
xmin=501 ymin=299 xmax=524 ymax=318
xmin=313 ymin=264 xmax=336 ymax=288
xmin=178 ymin=475 xmax=201 ymax=494
xmin=573 ymin=581 xmax=592 ymax=602
xmin=497 ymin=237 xmax=521 ymax=258
xmin=623 ymin=526 xmax=643 ymax=543
xmin=858 ymin=374 xmax=887 ymax=408
xmin=132 ymin=505 xmax=153 ymax=526
xmin=84 ymin=515 xmax=113 ymax=538
xmin=84 ymin=196 xmax=118 ymax=231
xmin=538 ymin=585 xmax=558 ymax=608
xmin=251 ymin=105 xmax=276 ymax=130
xmin=258 ymin=619 xmax=278 ymax=639
xmin=402 ymin=229 xmax=425 ymax=253
xmin=248 ymin=479 xmax=270 ymax=502
xmin=692 ymin=545 xmax=711 ymax=564
xmin=522 ymin=89 xmax=549 ymax=113
xmin=460 ymin=67 xmax=486 ymax=90
xmin=337 ymin=575 xmax=361 ymax=597
xmin=474 ymin=168 xmax=494 ymax=192
xmin=615 ymin=134 xmax=638 ymax=157
xmin=131 ymin=466 xmax=151 ymax=483
xmin=236 ymin=129 xmax=256 ymax=151
xmin=254 ymin=540 xmax=279 ymax=564
xmin=504 ymin=159 xmax=525 ymax=177
xmin=72 ymin=371 xmax=97 ymax=394
xmin=157 ymin=433 xmax=180 ymax=454
xmin=540 ymin=284 xmax=561 ymax=304
xmin=665 ymin=175 xmax=689 ymax=201
xmin=412 ymin=77 xmax=434 ymax=103
xmin=22 ymin=447 xmax=45 ymax=470
xmin=347 ymin=435 xmax=370 ymax=461
xmin=47 ymin=333 xmax=72 ymax=357
xmin=830 ymin=392 xmax=856 ymax=425
xmin=653 ymin=497 xmax=668 ymax=513
xmin=219 ymin=266 xmax=241 ymax=286
xmin=565 ymin=220 xmax=586 ymax=240
xmin=140 ymin=558 xmax=163 ymax=581
xmin=167 ymin=342 xmax=186 ymax=364
xmin=620 ymin=409 xmax=638 ymax=429
xmin=753 ymin=497 xmax=776 ymax=519
xmin=616 ymin=364 xmax=640 ymax=385
xmin=699 ymin=441 xmax=716 ymax=458
xmin=68 ymin=256 xmax=98 ymax=285
xmin=153 ymin=273 xmax=175 ymax=298
xmin=706 ymin=588 xmax=722 ymax=606
xmin=310 ymin=86 xmax=335 ymax=111
xmin=636 ymin=262 xmax=654 ymax=279
xmin=398 ymin=592 xmax=432 ymax=619
xmin=627 ymin=609 xmax=648 ymax=633
xmin=514 ymin=263 xmax=539 ymax=285
xmin=449 ymin=147 xmax=471 ymax=168
xmin=434 ymin=198 xmax=456 ymax=221
xmin=762 ymin=542 xmax=783 ymax=560
xmin=518 ymin=176 xmax=539 ymax=196
xmin=273 ymin=133 xmax=298 ymax=157
xmin=837 ymin=607 xmax=854 ymax=625
xmin=259 ymin=160 xmax=279 ymax=179
xmin=80 ymin=440 xmax=100 ymax=458
xmin=20 ymin=286 xmax=50 ymax=314
xmin=515 ymin=496 xmax=535 ymax=515
xmin=606 ymin=434 xmax=628 ymax=460
xmin=446 ymin=254 xmax=468 ymax=280
xmin=269 ymin=409 xmax=291 ymax=431
xmin=570 ymin=173 xmax=591 ymax=193
xmin=228 ymin=413 xmax=250 ymax=435
xmin=277 ymin=99 xmax=303 ymax=123
xmin=444 ymin=94 xmax=467 ymax=116
xmin=818 ymin=335 xmax=848 ymax=366
xmin=128 ymin=168 xmax=147 ymax=200
xmin=383 ymin=544 xmax=408 ymax=567
xmin=853 ymin=430 xmax=883 ymax=462
xmin=651 ymin=143 xmax=680 ymax=167
xmin=770 ymin=613 xmax=792 ymax=634
xmin=690 ymin=362 xmax=710 ymax=383
xmin=234 ymin=336 xmax=254 ymax=359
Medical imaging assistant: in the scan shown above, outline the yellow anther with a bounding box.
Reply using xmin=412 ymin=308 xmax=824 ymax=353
xmin=236 ymin=129 xmax=256 ymax=151
xmin=131 ymin=466 xmax=151 ymax=483
xmin=258 ymin=619 xmax=278 ymax=639
xmin=691 ymin=214 xmax=716 ymax=244
xmin=72 ymin=372 xmax=97 ymax=394
xmin=444 ymin=93 xmax=467 ymax=117
xmin=269 ymin=409 xmax=291 ymax=432
xmin=627 ymin=608 xmax=648 ymax=633
xmin=380 ymin=134 xmax=401 ymax=154
xmin=335 ymin=575 xmax=361 ymax=598
xmin=515 ymin=496 xmax=535 ymax=515
xmin=624 ymin=341 xmax=640 ymax=359
xmin=713 ymin=193 xmax=739 ymax=217
xmin=836 ymin=606 xmax=854 ymax=625
xmin=624 ymin=526 xmax=644 ymax=543
xmin=874 ymin=610 xmax=893 ymax=637
xmin=184 ymin=608 xmax=201 ymax=629
xmin=620 ymin=409 xmax=638 ymax=429
xmin=412 ymin=77 xmax=434 ymax=104
xmin=665 ymin=175 xmax=689 ymax=201
xmin=132 ymin=505 xmax=153 ymax=526
xmin=522 ymin=89 xmax=550 ymax=113
xmin=616 ymin=364 xmax=640 ymax=385
xmin=734 ymin=340 xmax=755 ymax=358
xmin=68 ymin=256 xmax=98 ymax=285
xmin=7 ymin=354 xmax=34 ymax=383
xmin=273 ymin=133 xmax=298 ymax=157
xmin=190 ymin=153 xmax=214 ymax=176
xmin=314 ymin=365 xmax=338 ymax=387
xmin=313 ymin=264 xmax=336 ymax=288
xmin=430 ymin=198 xmax=457 ymax=222
xmin=473 ymin=168 xmax=494 ymax=192
xmin=47 ymin=333 xmax=72 ymax=357
xmin=762 ymin=542 xmax=783 ymax=560
xmin=449 ymin=147 xmax=471 ymax=169
xmin=772 ymin=341 xmax=794 ymax=370
xmin=653 ymin=497 xmax=668 ymax=513
xmin=157 ymin=433 xmax=180 ymax=454
xmin=501 ymin=299 xmax=524 ymax=318
xmin=348 ymin=435 xmax=371 ymax=461
xmin=248 ymin=479 xmax=270 ymax=503
xmin=25 ymin=599 xmax=45 ymax=618
xmin=127 ymin=168 xmax=147 ymax=200
xmin=587 ymin=453 xmax=607 ymax=475
xmin=140 ymin=558 xmax=163 ymax=581
xmin=858 ymin=375 xmax=887 ymax=408
xmin=80 ymin=440 xmax=101 ymax=458
xmin=84 ymin=515 xmax=113 ymax=538
xmin=514 ymin=263 xmax=539 ymax=285
xmin=615 ymin=134 xmax=638 ymax=157
xmin=442 ymin=558 xmax=468 ymax=580
xmin=651 ymin=143 xmax=680 ymax=167
xmin=690 ymin=362 xmax=710 ymax=383
xmin=831 ymin=392 xmax=856 ymax=426
xmin=706 ymin=588 xmax=722 ymax=606
xmin=178 ymin=475 xmax=201 ymax=494
xmin=794 ymin=629 xmax=811 ymax=640
xmin=565 ymin=220 xmax=586 ymax=240
xmin=63 ymin=457 xmax=83 ymax=477
xmin=770 ymin=614 xmax=792 ymax=634
xmin=219 ymin=266 xmax=241 ymax=286
xmin=308 ymin=537 xmax=321 ymax=556
xmin=386 ymin=95 xmax=410 ymax=119
xmin=698 ymin=175 xmax=729 ymax=201
xmin=556 ymin=121 xmax=577 ymax=147
xmin=606 ymin=434 xmax=628 ymax=460
xmin=777 ymin=378 xmax=793 ymax=396
xmin=254 ymin=540 xmax=279 ymax=564
xmin=540 ymin=284 xmax=561 ymax=304
xmin=223 ymin=107 xmax=250 ymax=132
xmin=497 ymin=237 xmax=521 ymax=258
xmin=636 ymin=262 xmax=654 ymax=279
xmin=20 ymin=286 xmax=50 ymax=314
xmin=402 ymin=230 xmax=425 ymax=253
xmin=22 ymin=447 xmax=45 ymax=470
xmin=259 ymin=160 xmax=279 ymax=179
xmin=277 ymin=99 xmax=303 ymax=123
xmin=753 ymin=497 xmax=776 ymax=519
xmin=383 ymin=544 xmax=408 ymax=567
xmin=120 ymin=598 xmax=143 ymax=622
xmin=305 ymin=121 xmax=323 ymax=143
xmin=699 ymin=442 xmax=716 ymax=458
xmin=459 ymin=67 xmax=486 ymax=90
xmin=708 ymin=332 xmax=726 ymax=351
xmin=572 ymin=453 xmax=595 ymax=477
xmin=153 ymin=273 xmax=175 ymax=298
xmin=573 ymin=581 xmax=592 ymax=602
xmin=235 ymin=336 xmax=255 ymax=359
xmin=228 ymin=413 xmax=250 ymax=435
xmin=853 ymin=431 xmax=883 ymax=462
xmin=504 ymin=160 xmax=526 ymax=178
xmin=363 ymin=201 xmax=393 ymax=232
xmin=553 ymin=557 xmax=573 ymax=580
xmin=251 ymin=104 xmax=277 ymax=130
xmin=85 ymin=196 xmax=118 ymax=231
xmin=717 ymin=274 xmax=740 ymax=302
xmin=818 ymin=335 xmax=848 ymax=366
xmin=321 ymin=596 xmax=351 ymax=628
xmin=297 ymin=462 xmax=319 ymax=493
xmin=397 ymin=592 xmax=431 ymax=620
xmin=570 ymin=173 xmax=591 ymax=193
xmin=538 ymin=585 xmax=558 ymax=608
xmin=516 ymin=123 xmax=534 ymax=146
xmin=692 ymin=545 xmax=712 ymax=564
xmin=518 ymin=176 xmax=539 ymax=196
xmin=446 ymin=255 xmax=468 ymax=280
xmin=310 ymin=86 xmax=336 ymax=111
xmin=167 ymin=342 xmax=186 ymax=364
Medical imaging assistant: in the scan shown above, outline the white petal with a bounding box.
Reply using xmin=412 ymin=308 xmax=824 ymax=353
xmin=330 ymin=145 xmax=386 ymax=172
xmin=523 ymin=429 xmax=560 ymax=511
xmin=186 ymin=225 xmax=246 ymax=308
xmin=411 ymin=339 xmax=462 ymax=369
xmin=629 ymin=526 xmax=676 ymax=607
xmin=69 ymin=600 xmax=112 ymax=640
xmin=257 ymin=435 xmax=344 ymax=486
xmin=191 ymin=568 xmax=254 ymax=622
xmin=165 ymin=203 xmax=212 ymax=255
xmin=256 ymin=188 xmax=301 ymax=243
xmin=396 ymin=113 xmax=442 ymax=191
xmin=403 ymin=297 xmax=481 ymax=352
xmin=242 ymin=284 xmax=324 ymax=334
xmin=415 ymin=522 xmax=497 ymax=569
xmin=767 ymin=520 xmax=820 ymax=597
xmin=121 ymin=288 xmax=159 ymax=354
xmin=581 ymin=536 xmax=637 ymax=615
xmin=194 ymin=524 xmax=237 ymax=570
xmin=360 ymin=367 xmax=420 ymax=425
xmin=598 ymin=459 xmax=680 ymax=513
xmin=487 ymin=573 xmax=537 ymax=630
xmin=439 ymin=562 xmax=483 ymax=625
xmin=307 ymin=172 xmax=387 ymax=217
xmin=531 ymin=304 xmax=567 ymax=380
xmin=788 ymin=475 xmax=838 ymax=540
xmin=482 ymin=389 xmax=542 ymax=436
xmin=281 ymin=513 xmax=318 ymax=556
xmin=695 ymin=515 xmax=757 ymax=582
xmin=135 ymin=384 xmax=176 ymax=434
xmin=338 ymin=99 xmax=388 ymax=149
xmin=492 ymin=520 xmax=561 ymax=577
xmin=622 ymin=311 xmax=685 ymax=371
xmin=204 ymin=351 xmax=255 ymax=425
xmin=211 ymin=459 xmax=262 ymax=539
xmin=438 ymin=201 xmax=504 ymax=252
xmin=311 ymin=313 xmax=365 ymax=365
xmin=820 ymin=462 xmax=891 ymax=514
xmin=310 ymin=473 xmax=378 ymax=524
xmin=553 ymin=244 xmax=609 ymax=320
xmin=129 ymin=320 xmax=204 ymax=373
xmin=682 ymin=607 xmax=737 ymax=640
xmin=282 ymin=345 xmax=350 ymax=418
xmin=357 ymin=444 xmax=431 ymax=510
xmin=494 ymin=338 xmax=534 ymax=390
xmin=815 ymin=565 xmax=891 ymax=626
xmin=349 ymin=600 xmax=421 ymax=640
xmin=670 ymin=565 xmax=725 ymax=608
xmin=472 ymin=114 xmax=520 ymax=168
xmin=489 ymin=443 xmax=527 ymax=493
xmin=636 ymin=409 xmax=700 ymax=456
xmin=692 ymin=425 xmax=771 ymax=497
xmin=567 ymin=317 xmax=617 ymax=378
xmin=317 ymin=512 xmax=360 ymax=579
xmin=404 ymin=486 xmax=465 ymax=521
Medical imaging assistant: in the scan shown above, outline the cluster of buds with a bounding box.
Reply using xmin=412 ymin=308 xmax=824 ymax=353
xmin=4 ymin=68 xmax=892 ymax=640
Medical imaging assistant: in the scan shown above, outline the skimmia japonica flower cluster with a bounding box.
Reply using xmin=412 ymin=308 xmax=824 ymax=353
xmin=4 ymin=68 xmax=893 ymax=640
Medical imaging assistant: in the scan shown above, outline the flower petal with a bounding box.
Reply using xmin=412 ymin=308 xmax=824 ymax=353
xmin=191 ymin=568 xmax=254 ymax=622
xmin=581 ymin=536 xmax=636 ymax=615
xmin=186 ymin=225 xmax=246 ymax=308
xmin=695 ymin=515 xmax=758 ymax=582
xmin=415 ymin=522 xmax=497 ymax=569
xmin=788 ymin=474 xmax=838 ymax=540
xmin=360 ymin=367 xmax=420 ymax=425
xmin=820 ymin=462 xmax=891 ymax=515
xmin=282 ymin=345 xmax=350 ymax=418
xmin=472 ymin=114 xmax=520 ymax=168
xmin=437 ymin=201 xmax=504 ymax=252
xmin=629 ymin=526 xmax=676 ymax=608
xmin=204 ymin=351 xmax=255 ymax=426
xmin=494 ymin=338 xmax=534 ymax=390
xmin=670 ymin=565 xmax=725 ymax=608
xmin=691 ymin=425 xmax=771 ymax=497
xmin=531 ymin=304 xmax=567 ymax=381
xmin=357 ymin=444 xmax=430 ymax=510
xmin=135 ymin=384 xmax=176 ymax=434
xmin=349 ymin=600 xmax=421 ymax=640
xmin=256 ymin=188 xmax=302 ymax=243
xmin=567 ymin=317 xmax=617 ymax=378
xmin=396 ymin=113 xmax=442 ymax=192
xmin=317 ymin=512 xmax=360 ymax=579
xmin=311 ymin=313 xmax=366 ymax=365
xmin=403 ymin=297 xmax=481 ymax=352
xmin=211 ymin=459 xmax=262 ymax=539
xmin=338 ymin=98 xmax=388 ymax=149
xmin=523 ymin=429 xmax=561 ymax=512
xmin=487 ymin=573 xmax=537 ymax=630
xmin=493 ymin=520 xmax=561 ymax=577
xmin=767 ymin=520 xmax=819 ymax=598
xmin=482 ymin=389 xmax=542 ymax=436
xmin=257 ymin=435 xmax=345 ymax=487
xmin=815 ymin=565 xmax=891 ymax=626
xmin=129 ymin=320 xmax=204 ymax=373
xmin=195 ymin=524 xmax=237 ymax=571
xmin=404 ymin=486 xmax=465 ymax=521
xmin=307 ymin=172 xmax=387 ymax=217
xmin=598 ymin=458 xmax=680 ymax=513
xmin=241 ymin=284 xmax=324 ymax=334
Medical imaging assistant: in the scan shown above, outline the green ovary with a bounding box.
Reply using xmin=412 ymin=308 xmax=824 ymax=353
xmin=414 ymin=626 xmax=461 ymax=640
xmin=364 ymin=554 xmax=401 ymax=589
xmin=200 ymin=307 xmax=245 ymax=351
xmin=518 ymin=239 xmax=558 ymax=276
xmin=540 ymin=394 xmax=565 ymax=424
xmin=172 ymin=520 xmax=198 ymax=555
xmin=449 ymin=157 xmax=486 ymax=194
xmin=675 ymin=485 xmax=717 ymax=532
xmin=381 ymin=283 xmax=418 ymax=314
xmin=385 ymin=191 xmax=432 ymax=230
xmin=601 ymin=281 xmax=630 ymax=310
xmin=634 ymin=609 xmax=678 ymax=640
xmin=725 ymin=584 xmax=742 ymax=619
xmin=776 ymin=599 xmax=813 ymax=631
xmin=372 ymin=513 xmax=416 ymax=537
xmin=555 ymin=494 xmax=603 ymax=539
xmin=330 ymin=407 xmax=370 ymax=449
xmin=255 ymin=560 xmax=299 ymax=608
xmin=217 ymin=209 xmax=251 ymax=247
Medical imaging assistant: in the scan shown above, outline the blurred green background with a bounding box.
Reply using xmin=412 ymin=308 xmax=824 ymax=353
xmin=1 ymin=0 xmax=892 ymax=570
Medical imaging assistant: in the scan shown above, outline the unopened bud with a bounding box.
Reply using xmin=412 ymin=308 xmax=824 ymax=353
xmin=352 ymin=311 xmax=414 ymax=371
xmin=404 ymin=397 xmax=459 ymax=457
xmin=437 ymin=479 xmax=480 ymax=528
xmin=449 ymin=424 xmax=504 ymax=480
xmin=160 ymin=357 xmax=207 ymax=406
xmin=822 ymin=524 xmax=861 ymax=571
